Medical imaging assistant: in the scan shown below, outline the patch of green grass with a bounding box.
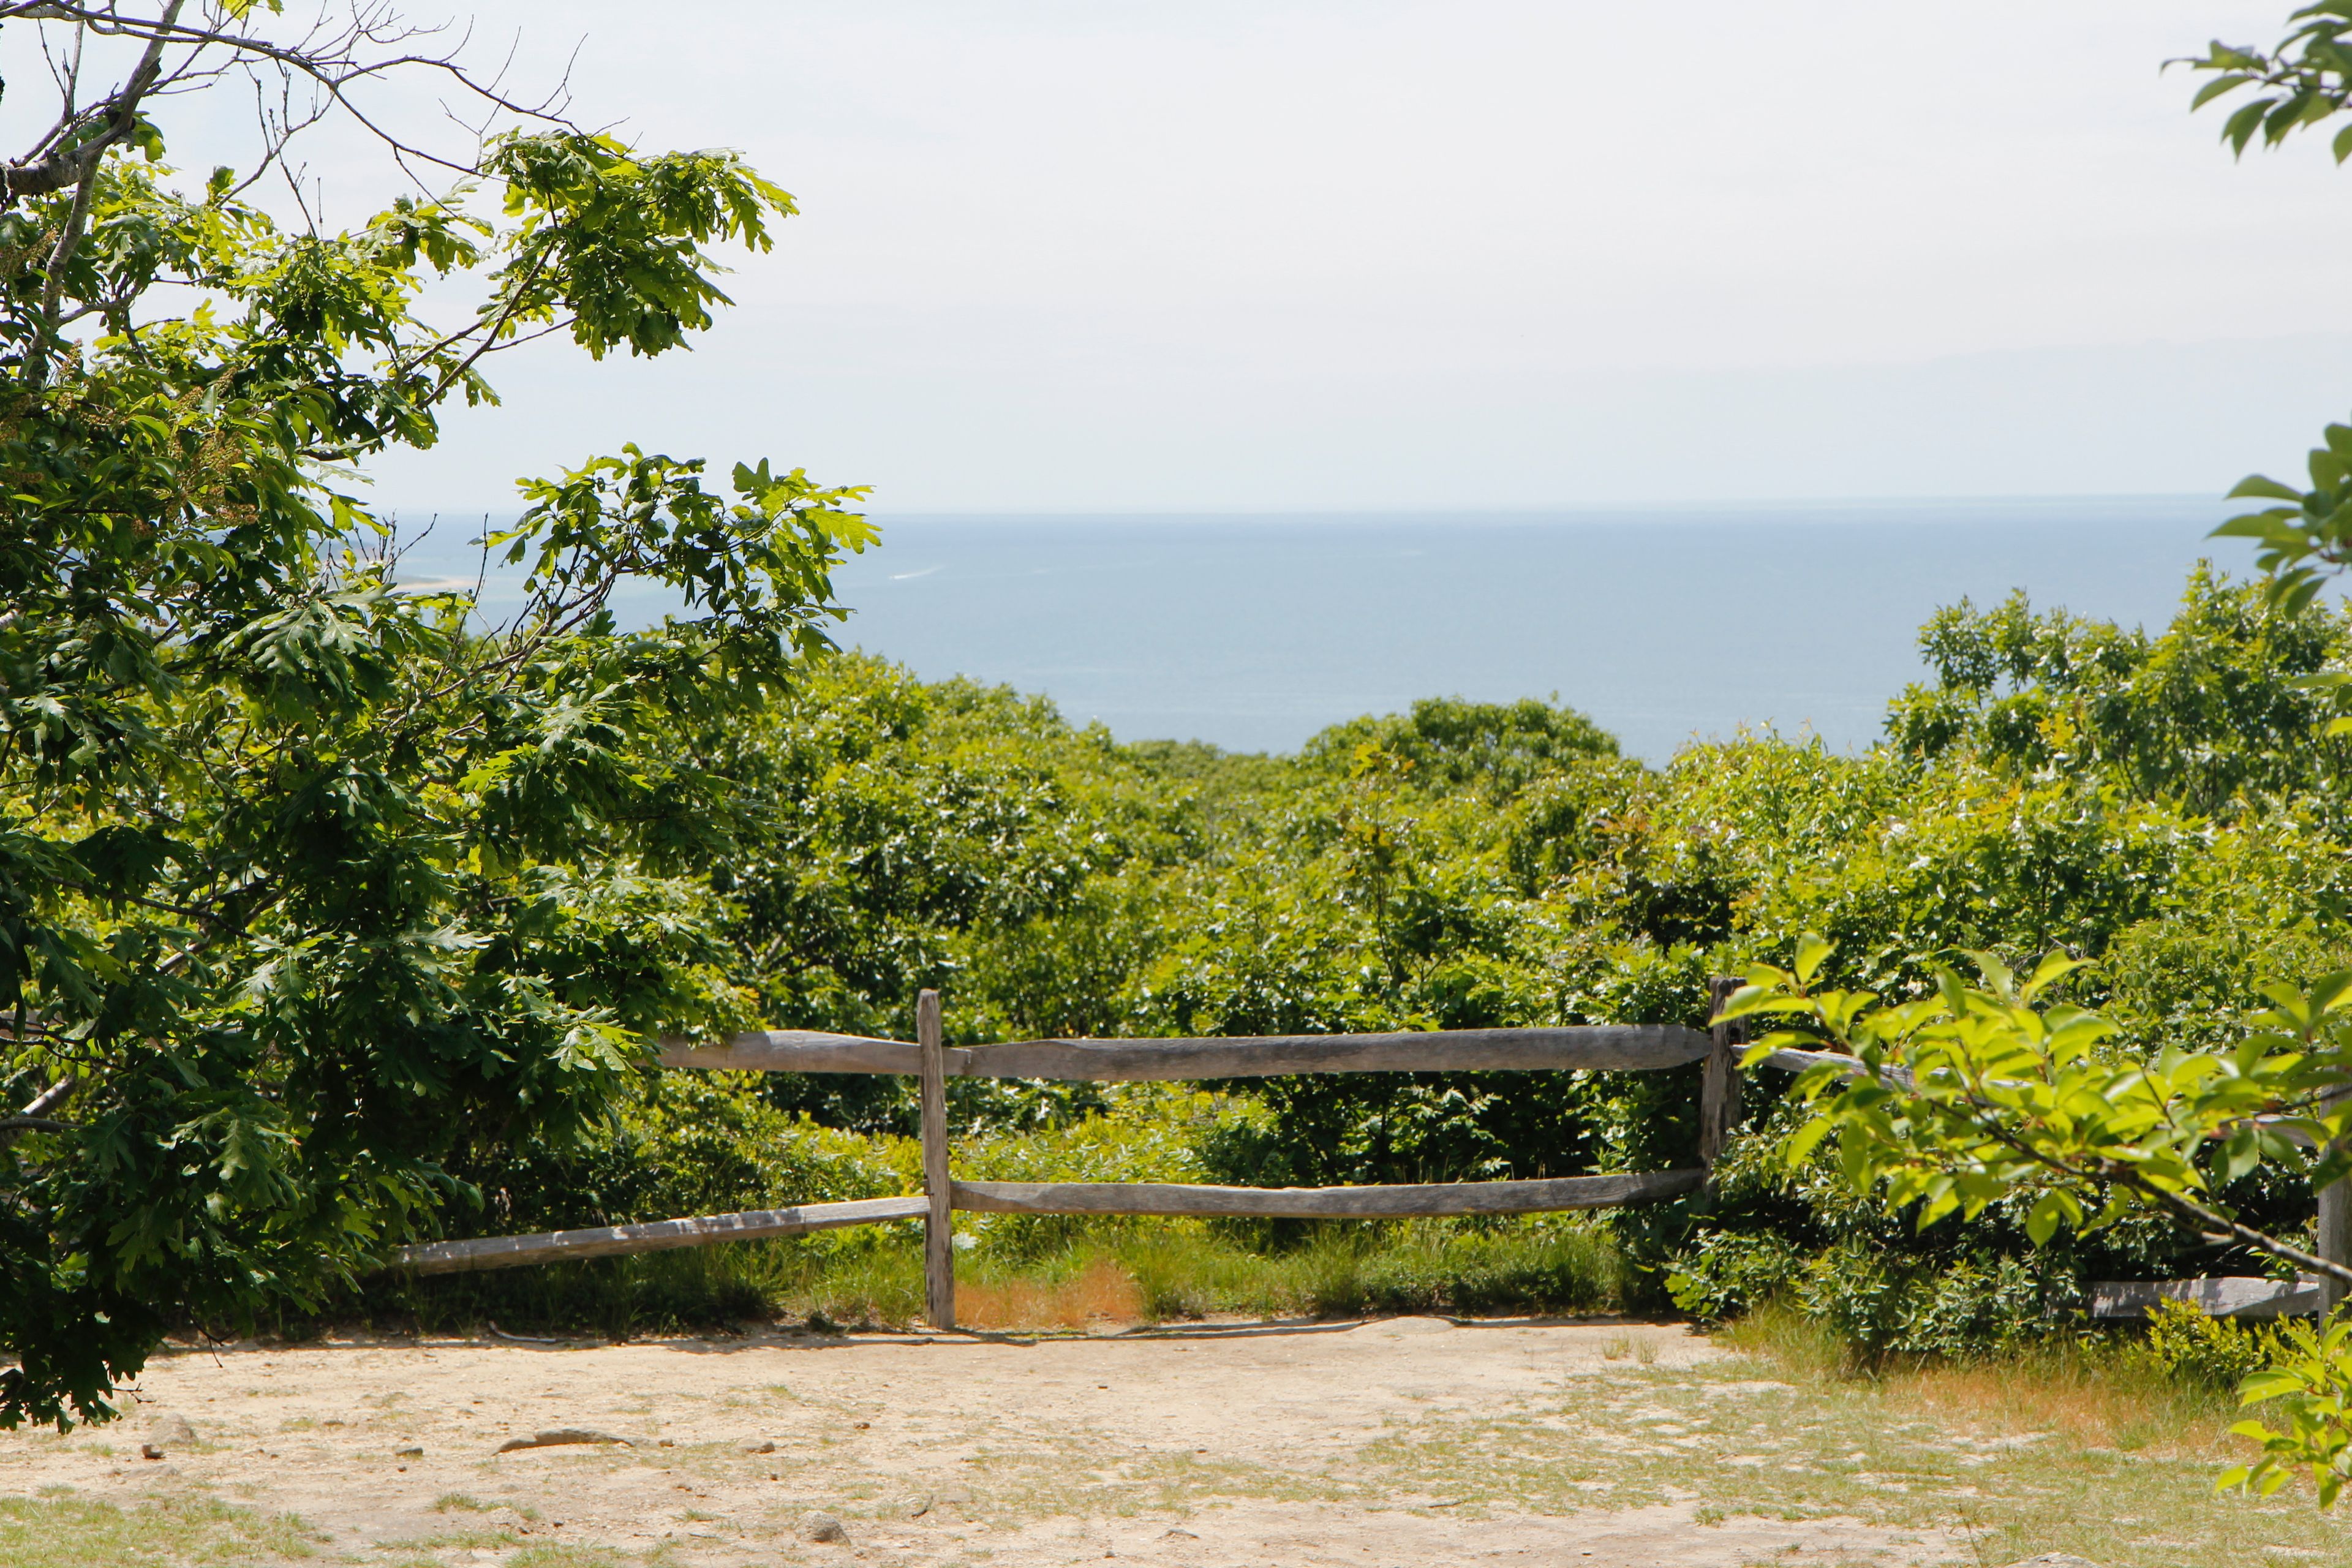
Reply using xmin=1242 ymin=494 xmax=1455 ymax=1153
xmin=380 ymin=1533 xmax=527 ymax=1558
xmin=0 ymin=1491 xmax=315 ymax=1566
xmin=420 ymin=1491 xmax=538 ymax=1521
xmin=777 ymin=1216 xmax=1633 ymax=1332
xmin=505 ymin=1545 xmax=661 ymax=1568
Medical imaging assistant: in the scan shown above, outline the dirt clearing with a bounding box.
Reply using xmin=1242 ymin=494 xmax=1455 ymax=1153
xmin=0 ymin=1314 xmax=2297 ymax=1567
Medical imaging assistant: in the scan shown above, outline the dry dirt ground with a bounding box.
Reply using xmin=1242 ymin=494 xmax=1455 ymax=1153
xmin=1 ymin=1317 xmax=1973 ymax=1568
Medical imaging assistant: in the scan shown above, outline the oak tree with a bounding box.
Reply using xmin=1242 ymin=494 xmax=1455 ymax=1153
xmin=0 ymin=1 xmax=869 ymax=1425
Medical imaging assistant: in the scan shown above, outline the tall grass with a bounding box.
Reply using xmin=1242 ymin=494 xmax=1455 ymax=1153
xmin=799 ymin=1216 xmax=1635 ymax=1330
xmin=1721 ymin=1301 xmax=2251 ymax=1457
xmin=363 ymin=1213 xmax=1637 ymax=1339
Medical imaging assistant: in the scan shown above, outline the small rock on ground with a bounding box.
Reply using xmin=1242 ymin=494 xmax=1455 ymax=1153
xmin=800 ymin=1512 xmax=850 ymax=1545
xmin=492 ymin=1428 xmax=631 ymax=1454
xmin=148 ymin=1414 xmax=197 ymax=1445
xmin=1996 ymin=1556 xmax=2103 ymax=1568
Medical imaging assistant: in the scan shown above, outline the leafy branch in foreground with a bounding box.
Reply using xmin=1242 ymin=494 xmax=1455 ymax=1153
xmin=2210 ymin=442 xmax=2352 ymax=625
xmin=1726 ymin=944 xmax=2352 ymax=1503
xmin=2181 ymin=7 xmax=2352 ymax=635
xmin=2177 ymin=2 xmax=2352 ymax=163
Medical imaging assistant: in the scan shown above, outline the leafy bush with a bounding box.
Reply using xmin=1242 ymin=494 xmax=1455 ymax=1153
xmin=328 ymin=564 xmax=2352 ymax=1361
xmin=2125 ymin=1299 xmax=2285 ymax=1395
xmin=1666 ymin=1231 xmax=1806 ymax=1324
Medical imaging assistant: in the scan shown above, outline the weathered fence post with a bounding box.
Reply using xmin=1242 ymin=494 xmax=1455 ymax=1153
xmin=918 ymin=988 xmax=955 ymax=1330
xmin=1700 ymin=976 xmax=1744 ymax=1170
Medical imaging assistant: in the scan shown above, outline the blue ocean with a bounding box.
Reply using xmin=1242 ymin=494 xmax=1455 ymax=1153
xmin=394 ymin=495 xmax=2257 ymax=764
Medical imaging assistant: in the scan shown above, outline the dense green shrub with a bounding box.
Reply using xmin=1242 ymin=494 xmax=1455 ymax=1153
xmin=347 ymin=566 xmax=2352 ymax=1355
xmin=2124 ymin=1299 xmax=2287 ymax=1395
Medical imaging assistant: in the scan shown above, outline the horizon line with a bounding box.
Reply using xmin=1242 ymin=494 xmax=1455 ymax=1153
xmin=372 ymin=490 xmax=2243 ymax=524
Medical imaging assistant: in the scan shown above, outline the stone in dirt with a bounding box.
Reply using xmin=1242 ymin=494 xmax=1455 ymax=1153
xmin=799 ymin=1512 xmax=851 ymax=1544
xmin=493 ymin=1428 xmax=633 ymax=1454
xmin=1995 ymin=1557 xmax=2104 ymax=1568
xmin=148 ymin=1414 xmax=197 ymax=1446
xmin=741 ymin=1438 xmax=777 ymax=1453
xmin=138 ymin=1444 xmax=164 ymax=1461
xmin=907 ymin=1483 xmax=971 ymax=1514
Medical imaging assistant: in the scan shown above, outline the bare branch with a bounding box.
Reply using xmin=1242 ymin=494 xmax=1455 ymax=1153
xmin=2138 ymin=1180 xmax=2352 ymax=1287
xmin=4 ymin=1 xmax=583 ymax=224
xmin=0 ymin=1078 xmax=78 ymax=1153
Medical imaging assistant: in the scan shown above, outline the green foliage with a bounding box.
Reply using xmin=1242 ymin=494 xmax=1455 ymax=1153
xmin=570 ymin=555 xmax=2352 ymax=1357
xmin=0 ymin=14 xmax=864 ymax=1426
xmin=2178 ymin=5 xmax=2352 ymax=164
xmin=1300 ymin=695 xmax=1618 ymax=797
xmin=2225 ymin=1314 xmax=2352 ymax=1505
xmin=345 ymin=544 xmax=2327 ymax=1378
xmin=1887 ymin=570 xmax=2352 ymax=813
xmin=2131 ymin=1299 xmax=2283 ymax=1395
xmin=1725 ymin=946 xmax=2352 ymax=1271
xmin=18 ymin=16 xmax=2352 ymax=1540
xmin=1666 ymin=1230 xmax=1806 ymax=1324
xmin=1789 ymin=1245 xmax=2079 ymax=1366
xmin=379 ymin=1074 xmax=910 ymax=1337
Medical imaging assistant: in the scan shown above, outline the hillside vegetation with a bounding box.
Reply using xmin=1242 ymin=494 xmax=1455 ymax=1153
xmin=372 ymin=565 xmax=2352 ymax=1350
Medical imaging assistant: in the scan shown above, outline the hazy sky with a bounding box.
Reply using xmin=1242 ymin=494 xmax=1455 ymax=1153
xmin=160 ymin=4 xmax=2352 ymax=509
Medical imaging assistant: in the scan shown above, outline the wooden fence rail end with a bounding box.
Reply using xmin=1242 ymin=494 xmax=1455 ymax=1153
xmin=389 ymin=1195 xmax=929 ymax=1276
xmin=1749 ymin=1045 xmax=1916 ymax=1090
xmin=2087 ymin=1276 xmax=2322 ymax=1319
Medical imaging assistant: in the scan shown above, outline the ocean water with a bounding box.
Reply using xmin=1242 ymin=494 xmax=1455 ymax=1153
xmin=824 ymin=497 xmax=2253 ymax=762
xmin=392 ymin=495 xmax=2258 ymax=764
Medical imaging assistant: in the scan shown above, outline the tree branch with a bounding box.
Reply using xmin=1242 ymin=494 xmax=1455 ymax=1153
xmin=4 ymin=0 xmax=183 ymax=209
xmin=0 ymin=1078 xmax=78 ymax=1153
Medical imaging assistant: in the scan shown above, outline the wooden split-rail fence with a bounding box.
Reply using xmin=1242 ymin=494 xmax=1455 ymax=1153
xmin=390 ymin=980 xmax=2352 ymax=1328
xmin=398 ymin=979 xmax=1764 ymax=1328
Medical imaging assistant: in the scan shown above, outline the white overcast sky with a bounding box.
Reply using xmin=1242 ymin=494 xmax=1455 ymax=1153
xmin=113 ymin=3 xmax=2352 ymax=508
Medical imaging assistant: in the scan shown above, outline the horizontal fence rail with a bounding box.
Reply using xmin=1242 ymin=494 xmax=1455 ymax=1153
xmin=658 ymin=1024 xmax=1714 ymax=1080
xmin=952 ymin=1169 xmax=1706 ymax=1219
xmin=1751 ymin=1044 xmax=1921 ymax=1091
xmin=2087 ymin=1276 xmax=2323 ymax=1319
xmin=394 ymin=1196 xmax=929 ymax=1275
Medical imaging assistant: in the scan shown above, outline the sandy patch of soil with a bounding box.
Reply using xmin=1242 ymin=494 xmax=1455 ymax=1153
xmin=0 ymin=1316 xmax=1962 ymax=1566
